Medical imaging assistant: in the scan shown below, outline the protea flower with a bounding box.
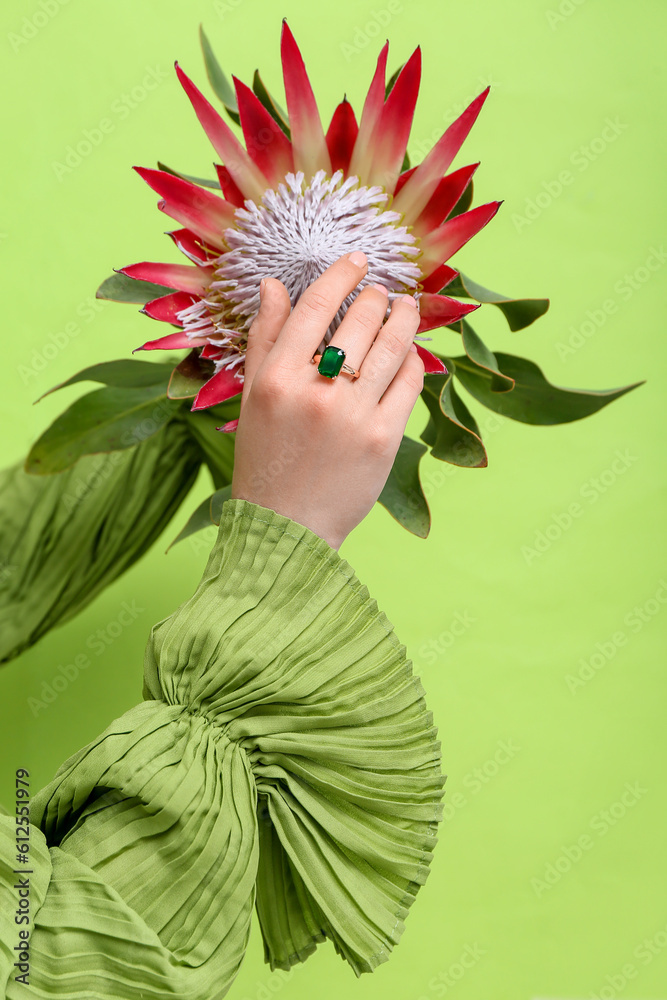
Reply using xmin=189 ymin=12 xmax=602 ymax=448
xmin=120 ymin=21 xmax=500 ymax=412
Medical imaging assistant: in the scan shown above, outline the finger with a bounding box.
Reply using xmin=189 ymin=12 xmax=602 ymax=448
xmin=377 ymin=345 xmax=425 ymax=433
xmin=242 ymin=277 xmax=292 ymax=403
xmin=271 ymin=251 xmax=368 ymax=364
xmin=322 ymin=283 xmax=389 ymax=373
xmin=358 ymin=295 xmax=421 ymax=400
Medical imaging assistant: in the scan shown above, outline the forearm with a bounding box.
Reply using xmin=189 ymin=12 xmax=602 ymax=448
xmin=1 ymin=501 xmax=443 ymax=998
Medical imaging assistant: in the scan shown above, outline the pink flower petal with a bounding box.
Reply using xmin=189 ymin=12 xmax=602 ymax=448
xmin=412 ymin=163 xmax=480 ymax=237
xmin=166 ymin=228 xmax=216 ymax=263
xmin=325 ymin=99 xmax=359 ymax=175
xmin=135 ymin=331 xmax=197 ymax=352
xmin=280 ymin=21 xmax=331 ymax=178
xmin=175 ymin=62 xmax=266 ymax=203
xmin=217 ymin=418 xmax=239 ymax=433
xmin=213 ymin=165 xmax=245 ymax=208
xmin=392 ymin=88 xmax=490 ymax=224
xmin=415 ymin=345 xmax=448 ymax=374
xmin=418 ymin=294 xmax=480 ymax=333
xmin=394 ymin=165 xmax=417 ymax=195
xmin=142 ymin=291 xmax=200 ymax=324
xmin=191 ymin=368 xmax=243 ymax=410
xmin=134 ymin=166 xmax=233 ymax=248
xmin=234 ymin=75 xmax=293 ymax=186
xmin=348 ymin=41 xmax=388 ymax=183
xmin=419 ymin=201 xmax=502 ymax=275
xmin=368 ymin=47 xmax=421 ymax=193
xmin=201 ymin=343 xmax=225 ymax=360
xmin=119 ymin=262 xmax=212 ymax=295
xmin=420 ymin=264 xmax=458 ymax=294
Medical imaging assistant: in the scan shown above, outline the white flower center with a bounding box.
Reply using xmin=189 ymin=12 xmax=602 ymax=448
xmin=179 ymin=170 xmax=421 ymax=371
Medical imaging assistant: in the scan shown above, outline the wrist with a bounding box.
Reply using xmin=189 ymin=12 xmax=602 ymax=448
xmin=230 ymin=488 xmax=345 ymax=551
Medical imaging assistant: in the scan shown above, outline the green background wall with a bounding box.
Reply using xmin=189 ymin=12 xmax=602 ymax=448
xmin=1 ymin=1 xmax=665 ymax=997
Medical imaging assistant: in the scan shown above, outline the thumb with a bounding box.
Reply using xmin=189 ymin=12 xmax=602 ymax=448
xmin=241 ymin=278 xmax=292 ymax=404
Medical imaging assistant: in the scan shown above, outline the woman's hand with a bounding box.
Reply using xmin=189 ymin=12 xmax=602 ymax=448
xmin=231 ymin=251 xmax=424 ymax=550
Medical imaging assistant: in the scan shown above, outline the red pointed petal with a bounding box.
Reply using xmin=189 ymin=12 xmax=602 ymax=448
xmin=234 ymin=75 xmax=293 ymax=186
xmin=413 ymin=163 xmax=480 ymax=237
xmin=415 ymin=345 xmax=447 ymax=374
xmin=175 ymin=63 xmax=266 ymax=202
xmin=135 ymin=331 xmax=196 ymax=352
xmin=419 ymin=201 xmax=502 ymax=275
xmin=218 ymin=418 xmax=239 ymax=433
xmin=420 ymin=264 xmax=458 ymax=294
xmin=394 ymin=165 xmax=417 ymax=195
xmin=368 ymin=47 xmax=421 ymax=192
xmin=119 ymin=262 xmax=211 ymax=295
xmin=280 ymin=21 xmax=331 ymax=178
xmin=201 ymin=343 xmax=225 ymax=360
xmin=191 ymin=368 xmax=243 ymax=410
xmin=213 ymin=165 xmax=246 ymax=208
xmin=393 ymin=88 xmax=490 ymax=223
xmin=166 ymin=229 xmax=214 ymax=263
xmin=325 ymin=99 xmax=359 ymax=175
xmin=417 ymin=294 xmax=480 ymax=333
xmin=348 ymin=41 xmax=388 ymax=182
xmin=142 ymin=291 xmax=200 ymax=324
xmin=135 ymin=166 xmax=233 ymax=247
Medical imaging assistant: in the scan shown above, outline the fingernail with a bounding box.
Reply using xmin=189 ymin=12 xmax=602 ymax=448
xmin=348 ymin=250 xmax=367 ymax=268
xmin=371 ymin=282 xmax=389 ymax=296
xmin=410 ymin=343 xmax=418 ymax=352
xmin=259 ymin=277 xmax=266 ymax=300
xmin=401 ymin=294 xmax=418 ymax=308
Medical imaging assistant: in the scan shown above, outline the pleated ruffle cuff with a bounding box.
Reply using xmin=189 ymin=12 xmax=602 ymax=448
xmin=1 ymin=499 xmax=445 ymax=999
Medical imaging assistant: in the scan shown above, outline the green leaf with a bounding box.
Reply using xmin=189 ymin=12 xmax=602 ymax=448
xmin=378 ymin=435 xmax=430 ymax=538
xmin=421 ymin=373 xmax=488 ymax=467
xmin=169 ymin=485 xmax=232 ymax=549
xmin=207 ymin=399 xmax=244 ymax=423
xmin=167 ymin=351 xmax=214 ymax=399
xmin=157 ymin=161 xmax=220 ymax=190
xmin=460 ymin=321 xmax=514 ymax=392
xmin=37 ymin=359 xmax=174 ymax=402
xmin=447 ymin=179 xmax=474 ymax=220
xmin=450 ymin=352 xmax=645 ymax=425
xmin=199 ymin=24 xmax=240 ymax=123
xmin=444 ymin=272 xmax=550 ymax=331
xmin=185 ymin=409 xmax=237 ymax=488
xmin=252 ymin=69 xmax=291 ymax=138
xmin=96 ymin=271 xmax=174 ymax=304
xmin=26 ymin=384 xmax=180 ymax=475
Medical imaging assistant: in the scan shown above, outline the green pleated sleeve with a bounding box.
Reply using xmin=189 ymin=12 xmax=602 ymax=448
xmin=0 ymin=499 xmax=445 ymax=999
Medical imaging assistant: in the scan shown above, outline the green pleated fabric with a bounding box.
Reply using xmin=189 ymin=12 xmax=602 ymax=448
xmin=0 ymin=419 xmax=201 ymax=664
xmin=0 ymin=499 xmax=445 ymax=999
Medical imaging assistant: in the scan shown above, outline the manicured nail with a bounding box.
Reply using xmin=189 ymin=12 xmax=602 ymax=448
xmin=259 ymin=277 xmax=266 ymax=300
xmin=401 ymin=294 xmax=418 ymax=308
xmin=371 ymin=282 xmax=389 ymax=296
xmin=348 ymin=250 xmax=367 ymax=268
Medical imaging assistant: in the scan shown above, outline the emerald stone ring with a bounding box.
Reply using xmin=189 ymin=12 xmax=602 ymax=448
xmin=312 ymin=346 xmax=361 ymax=380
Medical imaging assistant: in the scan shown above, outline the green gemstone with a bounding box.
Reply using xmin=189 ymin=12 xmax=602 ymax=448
xmin=317 ymin=345 xmax=346 ymax=379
